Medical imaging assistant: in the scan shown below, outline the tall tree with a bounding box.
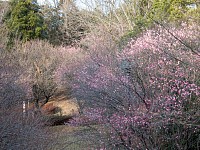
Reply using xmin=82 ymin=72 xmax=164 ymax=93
xmin=0 ymin=1 xmax=9 ymax=50
xmin=41 ymin=0 xmax=89 ymax=46
xmin=5 ymin=0 xmax=46 ymax=45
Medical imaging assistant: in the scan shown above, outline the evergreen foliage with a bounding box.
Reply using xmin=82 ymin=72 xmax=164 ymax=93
xmin=5 ymin=0 xmax=47 ymax=45
xmin=149 ymin=0 xmax=199 ymax=22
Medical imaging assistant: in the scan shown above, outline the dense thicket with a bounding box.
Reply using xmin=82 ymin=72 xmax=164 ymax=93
xmin=0 ymin=0 xmax=199 ymax=149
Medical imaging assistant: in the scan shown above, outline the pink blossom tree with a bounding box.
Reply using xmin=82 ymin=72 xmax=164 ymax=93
xmin=67 ymin=23 xmax=200 ymax=149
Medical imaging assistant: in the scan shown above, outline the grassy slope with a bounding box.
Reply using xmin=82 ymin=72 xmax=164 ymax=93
xmin=43 ymin=89 xmax=100 ymax=150
xmin=47 ymin=125 xmax=101 ymax=150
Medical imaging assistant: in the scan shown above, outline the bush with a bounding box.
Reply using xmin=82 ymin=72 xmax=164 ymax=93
xmin=0 ymin=51 xmax=53 ymax=150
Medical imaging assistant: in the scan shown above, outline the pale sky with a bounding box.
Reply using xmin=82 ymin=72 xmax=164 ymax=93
xmin=0 ymin=0 xmax=121 ymax=10
xmin=37 ymin=0 xmax=89 ymax=9
xmin=37 ymin=0 xmax=122 ymax=10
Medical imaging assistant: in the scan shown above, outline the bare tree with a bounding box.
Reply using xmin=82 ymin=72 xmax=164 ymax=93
xmin=13 ymin=40 xmax=59 ymax=111
xmin=0 ymin=50 xmax=54 ymax=150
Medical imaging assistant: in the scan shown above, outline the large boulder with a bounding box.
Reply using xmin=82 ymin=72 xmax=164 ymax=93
xmin=41 ymin=99 xmax=79 ymax=125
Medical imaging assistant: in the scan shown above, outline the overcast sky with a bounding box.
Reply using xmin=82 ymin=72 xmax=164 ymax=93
xmin=0 ymin=0 xmax=121 ymax=10
xmin=37 ymin=0 xmax=122 ymax=10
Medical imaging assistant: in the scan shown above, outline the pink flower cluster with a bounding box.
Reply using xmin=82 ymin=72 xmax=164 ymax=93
xmin=66 ymin=23 xmax=200 ymax=149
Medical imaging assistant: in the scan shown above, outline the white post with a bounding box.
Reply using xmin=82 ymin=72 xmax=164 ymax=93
xmin=23 ymin=101 xmax=26 ymax=117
